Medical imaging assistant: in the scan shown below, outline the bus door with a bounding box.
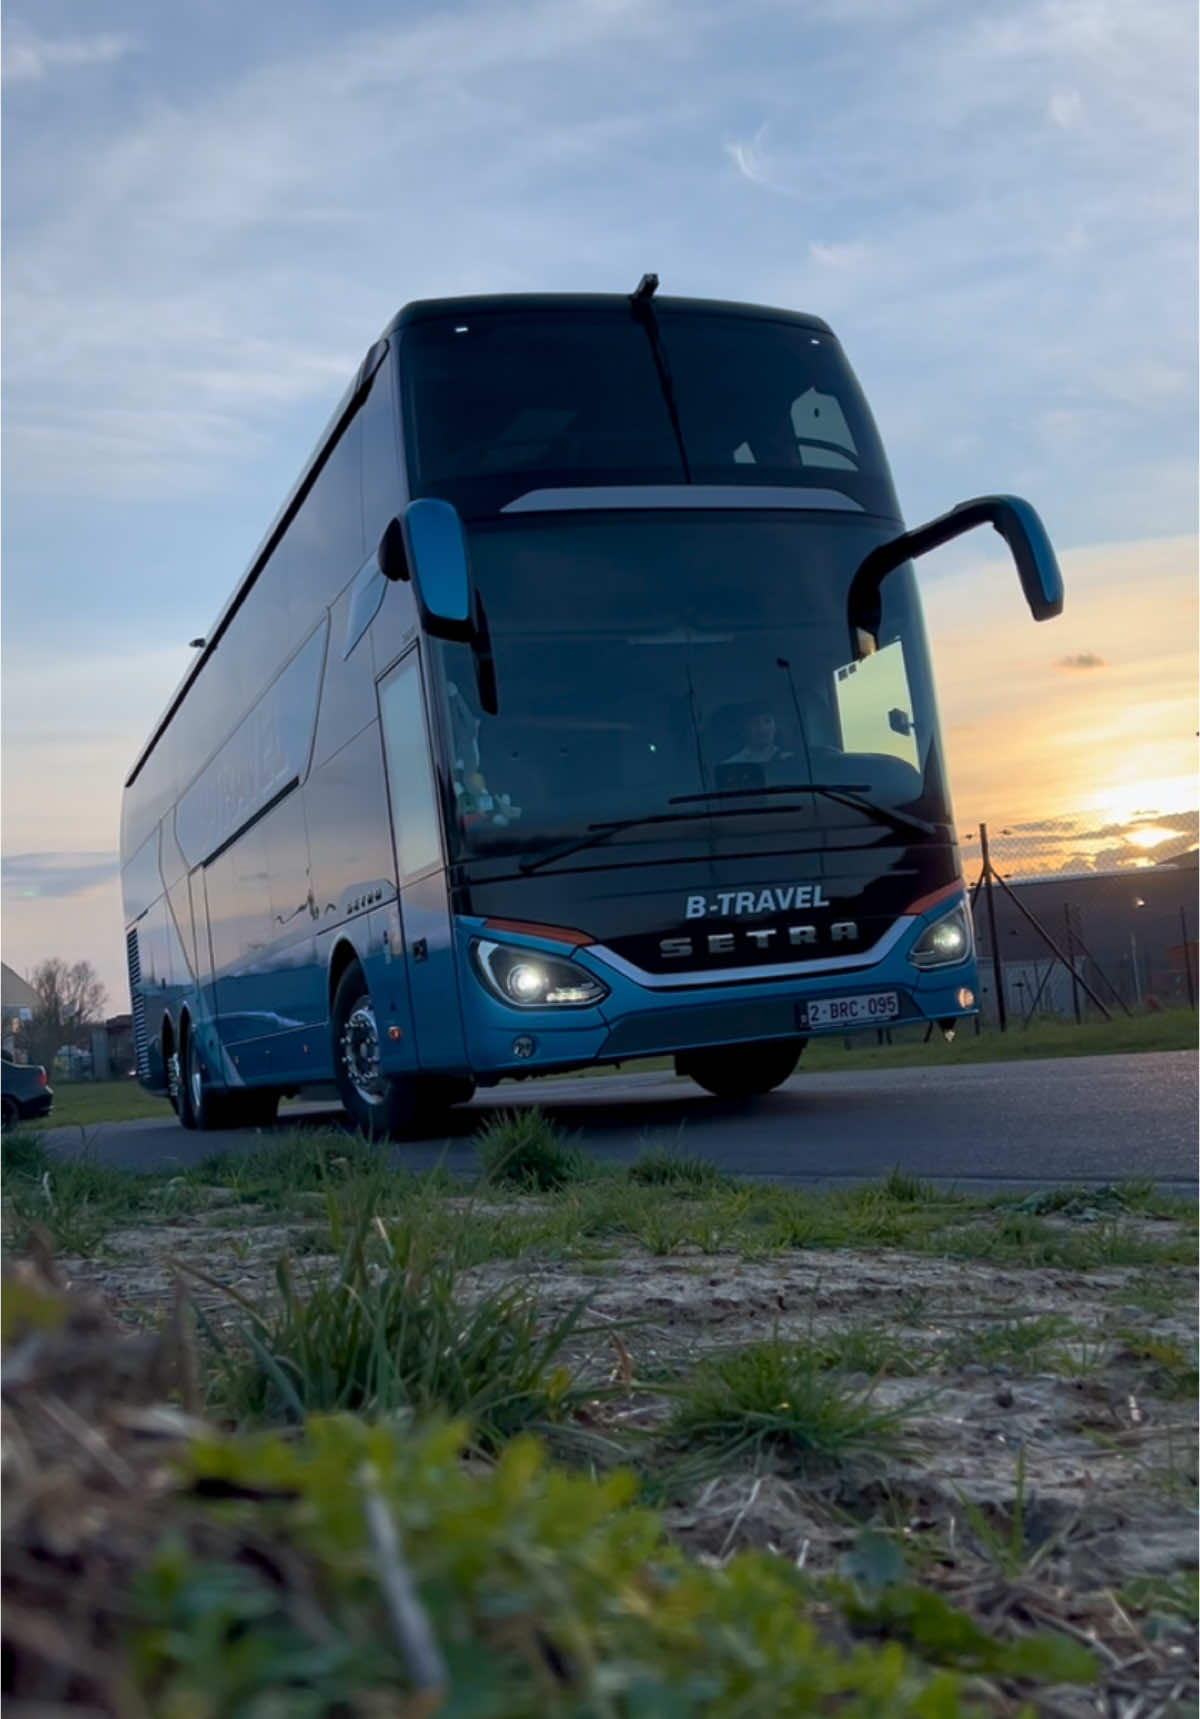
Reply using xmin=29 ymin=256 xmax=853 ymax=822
xmin=377 ymin=650 xmax=468 ymax=1072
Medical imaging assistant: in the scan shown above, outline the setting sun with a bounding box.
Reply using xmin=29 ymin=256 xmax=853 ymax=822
xmin=1086 ymin=777 xmax=1200 ymax=827
xmin=1123 ymin=825 xmax=1180 ymax=850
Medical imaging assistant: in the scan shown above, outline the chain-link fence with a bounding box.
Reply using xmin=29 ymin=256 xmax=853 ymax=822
xmin=958 ymin=807 xmax=1199 ymax=883
xmin=964 ymin=810 xmax=1198 ymax=1026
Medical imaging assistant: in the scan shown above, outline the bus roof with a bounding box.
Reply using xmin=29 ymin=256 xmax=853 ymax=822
xmin=384 ymin=292 xmax=834 ymax=338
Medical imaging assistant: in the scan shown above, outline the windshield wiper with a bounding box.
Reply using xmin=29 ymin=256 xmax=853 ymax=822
xmin=518 ymin=800 xmax=822 ymax=874
xmin=516 ymin=786 xmax=922 ymax=876
xmin=669 ymin=784 xmax=942 ymax=841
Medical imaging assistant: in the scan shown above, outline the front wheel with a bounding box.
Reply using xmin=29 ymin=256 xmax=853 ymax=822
xmin=332 ymin=963 xmax=419 ymax=1140
xmin=676 ymin=1038 xmax=806 ymax=1099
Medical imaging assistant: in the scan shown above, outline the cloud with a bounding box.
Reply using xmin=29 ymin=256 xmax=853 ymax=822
xmin=2 ymin=22 xmax=139 ymax=84
xmin=1056 ymin=651 xmax=1107 ymax=669
xmin=725 ymin=127 xmax=788 ymax=192
xmin=808 ymin=240 xmax=874 ymax=270
xmin=2 ymin=0 xmax=686 ymax=498
xmin=2 ymin=852 xmax=120 ymax=901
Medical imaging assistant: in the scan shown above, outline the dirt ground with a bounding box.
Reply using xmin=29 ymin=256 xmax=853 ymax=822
xmin=36 ymin=1207 xmax=1199 ymax=1714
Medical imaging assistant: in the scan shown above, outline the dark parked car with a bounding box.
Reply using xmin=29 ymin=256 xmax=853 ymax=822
xmin=1 ymin=1055 xmax=54 ymax=1127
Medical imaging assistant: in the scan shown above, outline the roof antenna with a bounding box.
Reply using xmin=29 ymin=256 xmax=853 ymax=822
xmin=631 ymin=272 xmax=659 ymax=301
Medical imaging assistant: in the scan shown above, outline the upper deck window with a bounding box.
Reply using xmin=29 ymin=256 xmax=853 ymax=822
xmin=400 ymin=308 xmax=897 ymax=518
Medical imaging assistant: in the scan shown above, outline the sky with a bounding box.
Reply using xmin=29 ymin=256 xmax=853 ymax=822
xmin=2 ymin=0 xmax=1197 ymax=1011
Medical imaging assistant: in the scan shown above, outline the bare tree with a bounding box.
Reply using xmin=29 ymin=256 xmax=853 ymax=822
xmin=27 ymin=959 xmax=107 ymax=1075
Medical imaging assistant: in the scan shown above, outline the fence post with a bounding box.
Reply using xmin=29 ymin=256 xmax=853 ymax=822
xmin=1182 ymin=905 xmax=1197 ymax=1010
xmin=1064 ymin=904 xmax=1082 ymax=1024
xmin=978 ymin=822 xmax=1007 ymax=1032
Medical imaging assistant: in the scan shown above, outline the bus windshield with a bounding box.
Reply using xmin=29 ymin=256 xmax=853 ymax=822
xmin=401 ymin=307 xmax=899 ymax=519
xmin=429 ymin=513 xmax=950 ymax=869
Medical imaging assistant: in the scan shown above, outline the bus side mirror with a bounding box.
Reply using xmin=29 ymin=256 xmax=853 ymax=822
xmin=383 ymin=499 xmax=476 ymax=642
xmin=847 ymin=494 xmax=1064 ymax=659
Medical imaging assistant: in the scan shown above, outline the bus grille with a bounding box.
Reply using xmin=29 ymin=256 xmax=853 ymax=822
xmin=127 ymin=928 xmax=150 ymax=1080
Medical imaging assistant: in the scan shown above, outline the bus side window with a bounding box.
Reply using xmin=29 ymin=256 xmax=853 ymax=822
xmin=361 ymin=360 xmax=402 ymax=554
xmin=288 ymin=415 xmax=364 ymax=641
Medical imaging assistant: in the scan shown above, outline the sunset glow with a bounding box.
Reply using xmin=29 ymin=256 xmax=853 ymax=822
xmin=1123 ymin=825 xmax=1180 ymax=850
xmin=1086 ymin=777 xmax=1200 ymax=827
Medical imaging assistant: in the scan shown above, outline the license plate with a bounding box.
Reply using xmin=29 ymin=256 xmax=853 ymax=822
xmin=800 ymin=990 xmax=900 ymax=1029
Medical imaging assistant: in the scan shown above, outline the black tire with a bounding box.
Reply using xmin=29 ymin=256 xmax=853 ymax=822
xmin=1 ymin=1095 xmax=20 ymax=1130
xmin=179 ymin=1029 xmax=214 ymax=1130
xmin=332 ymin=962 xmax=419 ymax=1140
xmin=181 ymin=1029 xmax=278 ymax=1131
xmin=676 ymin=1038 xmax=806 ymax=1099
xmin=410 ymin=1074 xmax=476 ymax=1133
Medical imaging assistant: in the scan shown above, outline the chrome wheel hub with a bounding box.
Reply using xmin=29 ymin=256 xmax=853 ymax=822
xmin=340 ymin=998 xmax=385 ymax=1104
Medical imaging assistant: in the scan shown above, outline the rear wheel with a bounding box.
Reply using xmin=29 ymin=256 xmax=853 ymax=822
xmin=676 ymin=1038 xmax=806 ymax=1099
xmin=1 ymin=1095 xmax=20 ymax=1130
xmin=181 ymin=1029 xmax=278 ymax=1131
xmin=332 ymin=962 xmax=419 ymax=1140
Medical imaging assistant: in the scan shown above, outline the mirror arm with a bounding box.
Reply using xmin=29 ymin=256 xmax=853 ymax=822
xmin=847 ymin=494 xmax=1063 ymax=659
xmin=377 ymin=517 xmax=410 ymax=583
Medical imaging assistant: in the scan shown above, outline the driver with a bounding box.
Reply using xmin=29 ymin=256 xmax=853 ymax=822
xmin=724 ymin=702 xmax=794 ymax=766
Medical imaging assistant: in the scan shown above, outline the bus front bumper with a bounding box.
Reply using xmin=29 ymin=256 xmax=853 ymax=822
xmin=455 ymin=916 xmax=977 ymax=1079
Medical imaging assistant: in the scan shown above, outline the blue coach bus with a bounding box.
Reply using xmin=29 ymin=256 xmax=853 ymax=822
xmin=121 ymin=282 xmax=1063 ymax=1136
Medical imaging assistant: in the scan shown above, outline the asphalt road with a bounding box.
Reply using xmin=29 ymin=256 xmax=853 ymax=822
xmin=43 ymin=1050 xmax=1197 ymax=1193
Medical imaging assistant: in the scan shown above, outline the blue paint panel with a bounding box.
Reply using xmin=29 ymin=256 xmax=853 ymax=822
xmin=176 ymin=622 xmax=328 ymax=871
xmin=400 ymin=871 xmax=468 ymax=1071
xmin=121 ymin=828 xmax=162 ymax=926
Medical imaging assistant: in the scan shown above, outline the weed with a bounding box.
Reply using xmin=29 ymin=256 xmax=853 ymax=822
xmin=630 ymin=1205 xmax=693 ymax=1256
xmin=194 ymin=1207 xmax=601 ymax=1448
xmin=1 ymin=1128 xmax=48 ymax=1178
xmin=880 ymin=1167 xmax=936 ymax=1204
xmin=1119 ymin=1569 xmax=1199 ymax=1624
xmin=662 ymin=1337 xmax=914 ymax=1468
xmin=627 ymin=1145 xmax=732 ymax=1191
xmin=1111 ymin=1271 xmax=1189 ymax=1317
xmin=949 ymin=1445 xmax=1072 ymax=1581
xmin=474 ymin=1109 xmax=591 ymax=1190
xmin=941 ymin=1314 xmax=1073 ymax=1374
xmin=1048 ymin=1323 xmax=1111 ymax=1379
xmin=816 ymin=1324 xmax=925 ymax=1378
xmin=1117 ymin=1333 xmax=1199 ymax=1399
xmin=3 ymin=1146 xmax=201 ymax=1256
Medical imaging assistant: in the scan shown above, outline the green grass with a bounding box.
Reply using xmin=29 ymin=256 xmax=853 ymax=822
xmin=194 ymin=1206 xmax=601 ymax=1448
xmin=1114 ymin=1332 xmax=1199 ymax=1399
xmin=1 ymin=1131 xmax=203 ymax=1255
xmin=474 ymin=1107 xmax=593 ymax=1189
xmin=800 ymin=1006 xmax=1196 ymax=1070
xmin=660 ymin=1337 xmax=915 ymax=1469
xmin=939 ymin=1313 xmax=1074 ymax=1373
xmin=30 ymin=1078 xmax=174 ymax=1129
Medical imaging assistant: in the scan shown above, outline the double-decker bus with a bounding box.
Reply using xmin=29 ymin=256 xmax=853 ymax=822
xmin=121 ymin=282 xmax=1063 ymax=1136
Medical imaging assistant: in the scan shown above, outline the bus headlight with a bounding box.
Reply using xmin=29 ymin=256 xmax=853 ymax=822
xmin=909 ymin=901 xmax=972 ymax=969
xmin=470 ymin=939 xmax=609 ymax=1009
